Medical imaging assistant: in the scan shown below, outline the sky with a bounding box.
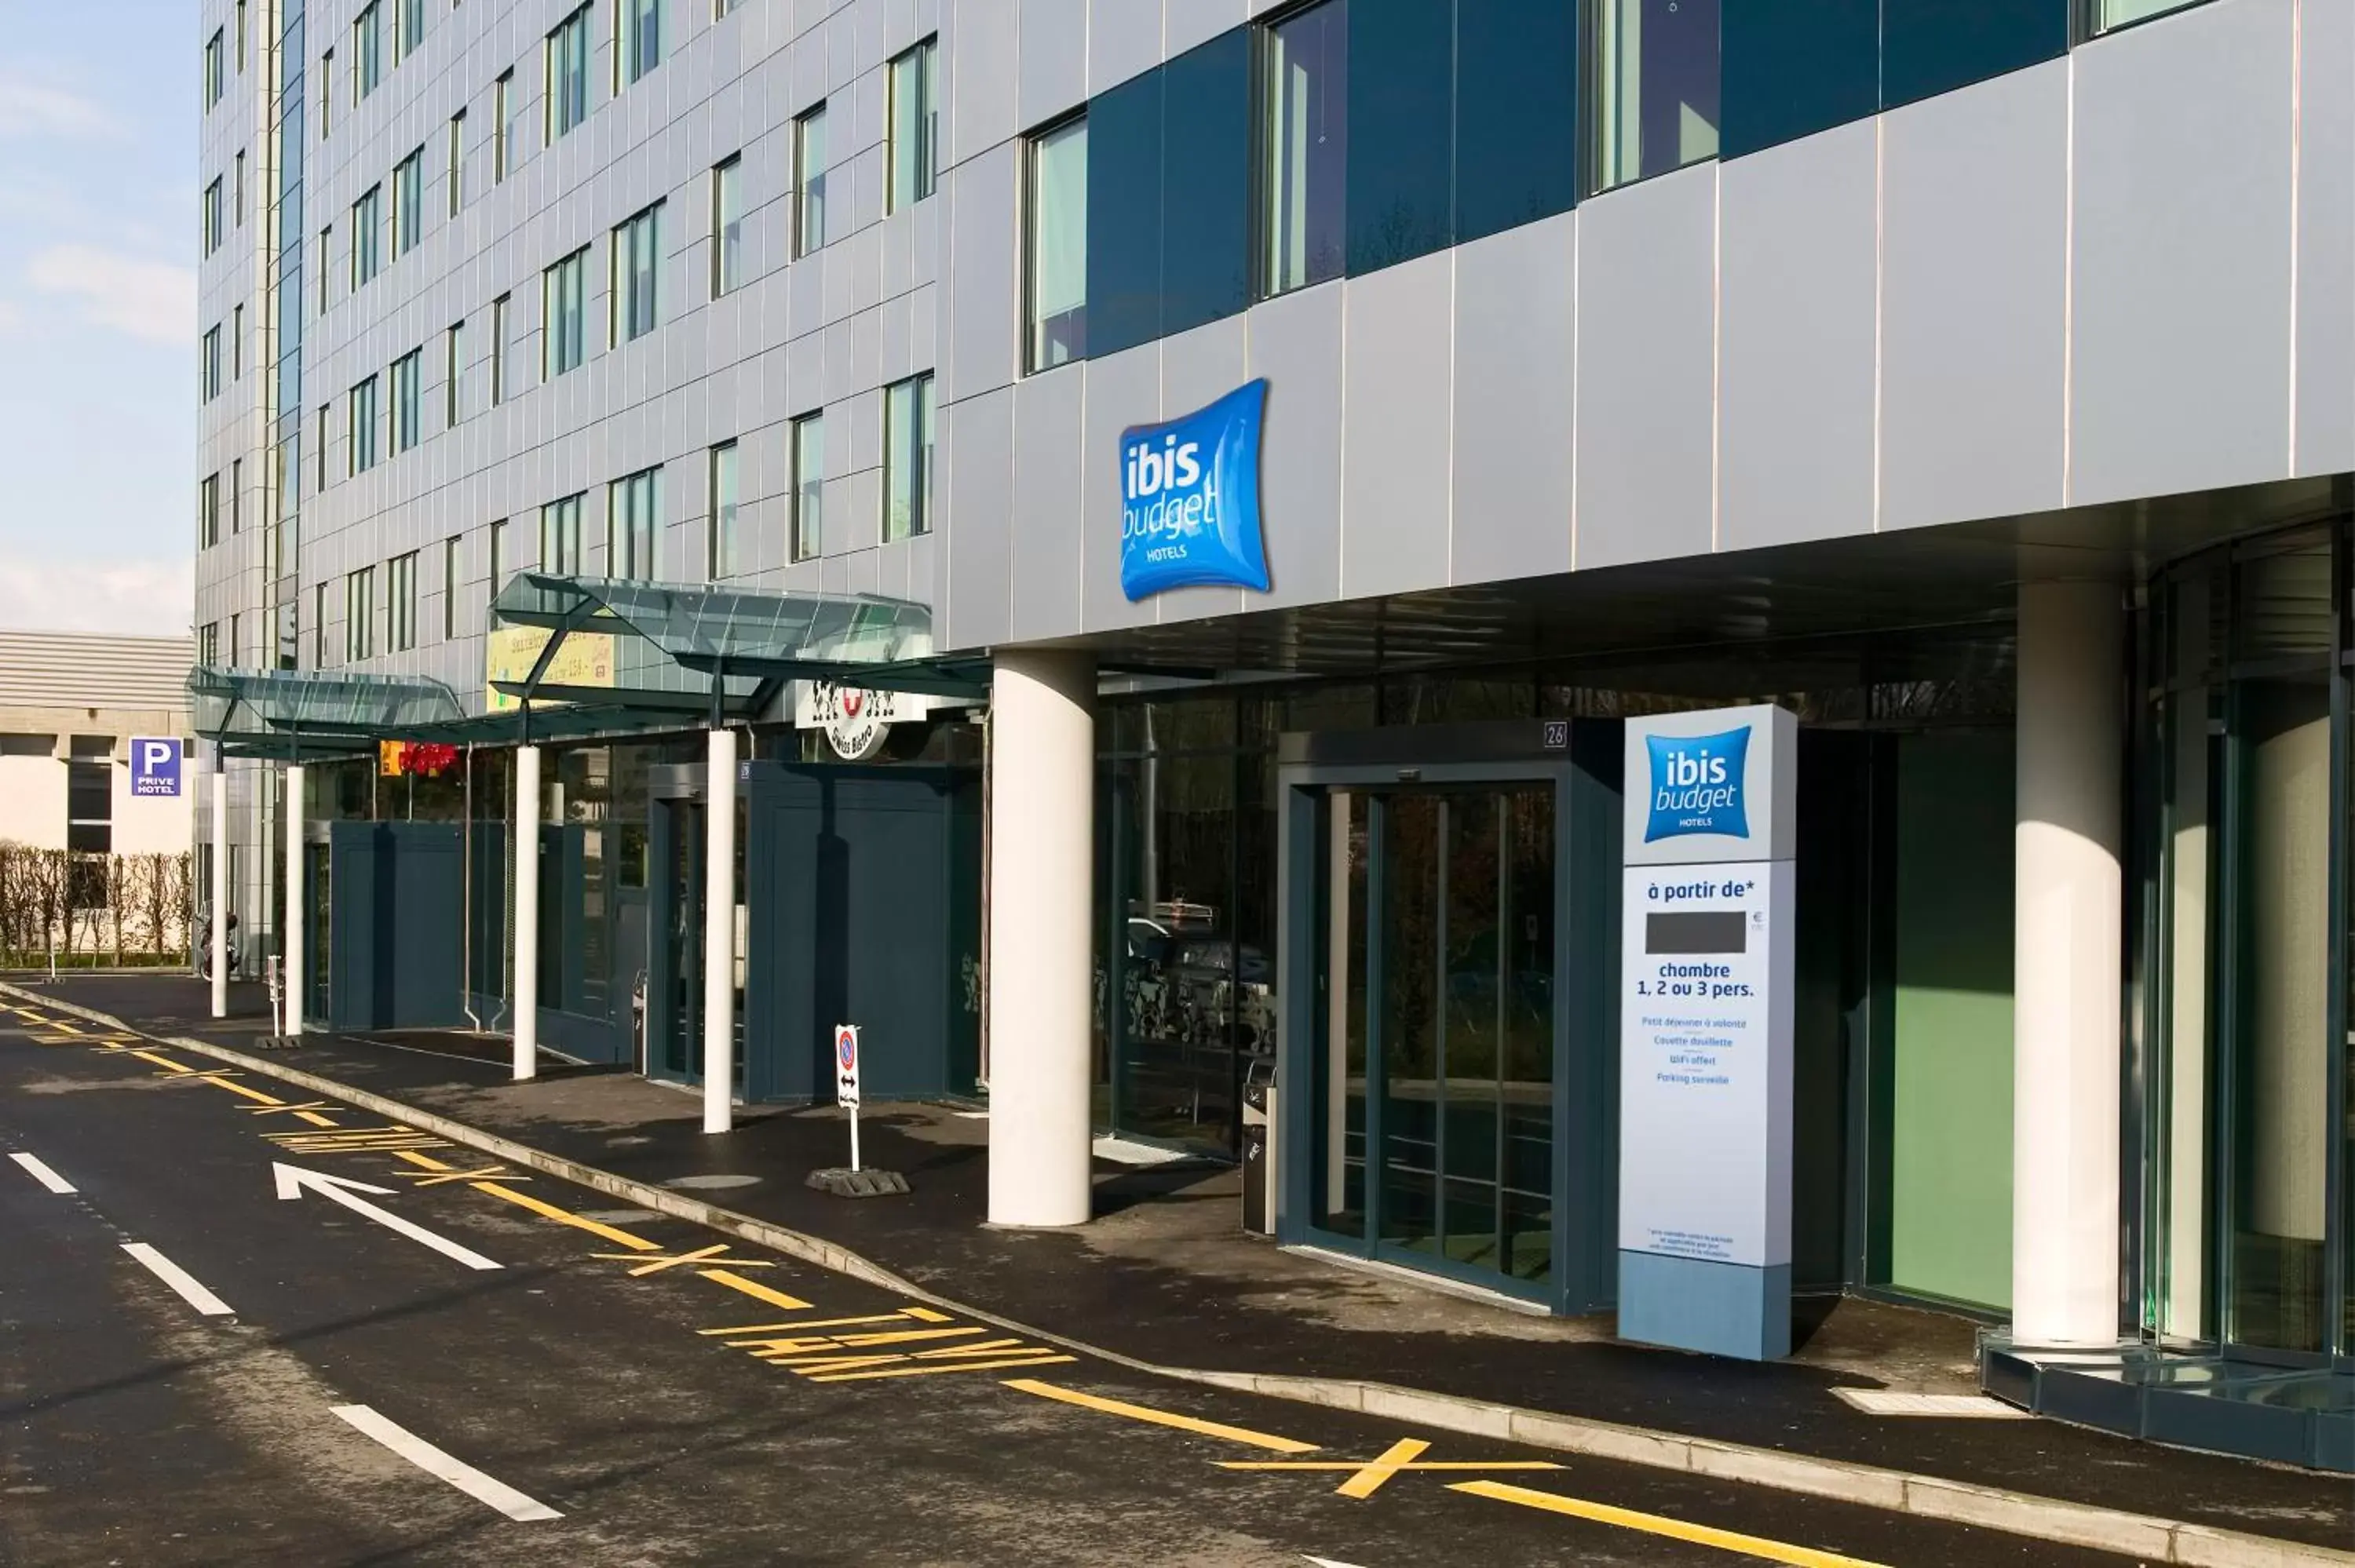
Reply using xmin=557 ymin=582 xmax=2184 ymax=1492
xmin=0 ymin=0 xmax=198 ymax=636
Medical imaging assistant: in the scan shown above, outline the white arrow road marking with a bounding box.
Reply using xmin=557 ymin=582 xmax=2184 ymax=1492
xmin=331 ymin=1405 xmax=562 ymax=1522
xmin=9 ymin=1152 xmax=75 ymax=1194
xmin=122 ymin=1242 xmax=235 ymax=1316
xmin=1305 ymin=1559 xmax=1375 ymax=1567
xmin=272 ymin=1162 xmax=502 ymax=1271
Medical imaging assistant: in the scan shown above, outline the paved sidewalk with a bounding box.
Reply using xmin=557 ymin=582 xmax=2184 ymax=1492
xmin=24 ymin=971 xmax=2355 ymax=1559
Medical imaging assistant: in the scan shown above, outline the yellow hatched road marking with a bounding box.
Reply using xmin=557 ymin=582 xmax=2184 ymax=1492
xmin=295 ymin=1110 xmax=340 ymax=1127
xmin=470 ymin=1180 xmax=659 ymax=1251
xmin=698 ymin=1268 xmax=811 ymax=1311
xmin=244 ymin=1099 xmax=336 ymax=1117
xmin=202 ymin=1076 xmax=284 ymax=1106
xmin=593 ymin=1243 xmax=773 ymax=1277
xmin=699 ymin=1307 xmax=955 ymax=1337
xmin=1450 ymin=1480 xmax=1894 ymax=1568
xmin=1337 ymin=1438 xmax=1429 ymax=1499
xmin=736 ymin=1325 xmax=990 ymax=1358
xmin=801 ymin=1347 xmax=1076 ymax=1383
xmin=1002 ymin=1380 xmax=1320 ymax=1454
xmin=133 ymin=1051 xmax=190 ymax=1073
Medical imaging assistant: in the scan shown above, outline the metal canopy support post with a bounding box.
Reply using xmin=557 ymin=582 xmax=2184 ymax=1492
xmin=513 ymin=743 xmax=542 ymax=1081
xmin=210 ymin=748 xmax=229 ymax=1019
xmin=283 ymin=764 xmax=305 ymax=1038
xmin=703 ymin=722 xmax=738 ymax=1134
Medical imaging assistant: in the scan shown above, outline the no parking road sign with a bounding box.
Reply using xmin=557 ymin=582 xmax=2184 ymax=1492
xmin=834 ymin=1025 xmax=860 ymax=1110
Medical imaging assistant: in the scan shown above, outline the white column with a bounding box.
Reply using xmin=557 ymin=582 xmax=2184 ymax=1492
xmin=2013 ymin=579 xmax=2125 ymax=1347
xmin=210 ymin=749 xmax=229 ymax=1019
xmin=282 ymin=764 xmax=305 ymax=1038
xmin=513 ymin=744 xmax=541 ymax=1081
xmin=703 ymin=725 xmax=739 ymax=1135
xmin=985 ymin=650 xmax=1097 ymax=1227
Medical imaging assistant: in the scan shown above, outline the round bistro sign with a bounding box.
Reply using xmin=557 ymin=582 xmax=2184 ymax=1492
xmin=798 ymin=680 xmax=914 ymax=761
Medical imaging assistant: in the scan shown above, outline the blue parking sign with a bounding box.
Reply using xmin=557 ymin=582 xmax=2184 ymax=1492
xmin=130 ymin=737 xmax=183 ymax=798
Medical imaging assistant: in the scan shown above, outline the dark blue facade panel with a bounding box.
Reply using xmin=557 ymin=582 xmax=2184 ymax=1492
xmin=1721 ymin=0 xmax=1879 ymax=159
xmin=1882 ymin=0 xmax=2069 ymax=111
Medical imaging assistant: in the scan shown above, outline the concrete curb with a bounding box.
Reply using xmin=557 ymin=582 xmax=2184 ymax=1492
xmin=8 ymin=984 xmax=2350 ymax=1568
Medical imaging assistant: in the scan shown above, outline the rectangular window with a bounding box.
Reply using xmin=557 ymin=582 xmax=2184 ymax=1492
xmin=390 ymin=348 xmax=422 ymax=453
xmin=710 ymin=155 xmax=744 ymax=297
xmin=199 ymin=622 xmax=220 ymax=665
xmin=346 ymin=565 xmax=376 ymax=662
xmin=231 ymin=457 xmax=243 ymax=532
xmin=314 ymin=581 xmax=329 ymax=665
xmin=618 ymin=0 xmax=662 ymax=89
xmin=236 ymin=0 xmax=247 ymax=69
xmin=316 ymin=403 xmax=330 ymax=490
xmin=491 ymin=293 xmax=510 ymax=403
xmin=387 ymin=551 xmax=418 ymax=652
xmin=540 ymin=494 xmax=584 ymax=574
xmin=204 ymin=29 xmax=225 ymax=109
xmin=1162 ymin=33 xmax=1252 ymax=334
xmin=494 ymin=71 xmax=514 ymax=181
xmin=203 ymin=178 xmax=225 ymax=256
xmin=883 ymin=374 xmax=935 ymax=542
xmin=2090 ymin=0 xmax=2206 ymax=34
xmin=1721 ymin=0 xmax=1875 ymax=159
xmin=352 ymin=184 xmax=382 ymax=285
xmin=546 ymin=5 xmax=592 ymax=143
xmin=232 ymin=303 xmax=243 ymax=378
xmin=1456 ymin=1 xmax=1579 ymax=247
xmin=230 ymin=611 xmax=243 ymax=667
xmin=544 ymin=248 xmax=588 ymax=374
xmin=394 ymin=0 xmax=425 ymax=63
xmin=349 ymin=374 xmax=380 ymax=472
xmin=391 ymin=146 xmax=424 ymax=256
xmin=1343 ymin=0 xmax=1452 ymax=275
xmin=447 ymin=111 xmax=466 ymax=215
xmin=1589 ymin=0 xmax=1721 ymax=195
xmin=1885 ymin=0 xmax=2068 ymax=109
xmin=790 ymin=410 xmax=823 ymax=561
xmin=1026 ymin=117 xmax=1087 ymax=370
xmin=355 ymin=2 xmax=384 ymax=100
xmin=610 ymin=202 xmax=663 ymax=345
xmin=794 ymin=104 xmax=827 ymax=257
xmin=234 ymin=149 xmax=246 ymax=225
xmin=444 ymin=536 xmax=461 ymax=640
xmin=708 ymin=440 xmax=739 ymax=578
xmin=318 ymin=224 xmax=333 ymax=312
xmin=199 ymin=472 xmax=221 ymax=548
xmin=445 ymin=320 xmax=465 ymax=426
xmin=1264 ymin=1 xmax=1348 ymax=297
xmin=488 ymin=517 xmax=507 ymax=598
xmin=608 ymin=466 xmax=660 ymax=580
xmin=67 ymin=755 xmax=112 ymax=881
xmin=201 ymin=325 xmax=223 ymax=401
xmin=320 ymin=49 xmax=334 ymax=136
xmin=887 ymin=38 xmax=939 ymax=213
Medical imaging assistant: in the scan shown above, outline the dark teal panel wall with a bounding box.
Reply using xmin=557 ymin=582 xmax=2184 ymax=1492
xmin=1346 ymin=0 xmax=1456 ymax=275
xmin=1084 ymin=66 xmax=1163 ymax=359
xmin=1883 ymin=0 xmax=2068 ymax=111
xmin=1455 ymin=0 xmax=1579 ymax=246
xmin=1161 ymin=32 xmax=1254 ymax=335
xmin=1722 ymin=0 xmax=1879 ymax=159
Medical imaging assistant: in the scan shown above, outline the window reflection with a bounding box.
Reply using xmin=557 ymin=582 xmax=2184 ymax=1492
xmin=1264 ymin=0 xmax=1348 ymax=297
xmin=1590 ymin=0 xmax=1720 ymax=195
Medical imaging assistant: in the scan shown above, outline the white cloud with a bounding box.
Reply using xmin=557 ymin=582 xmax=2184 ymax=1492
xmin=0 ymin=557 xmax=192 ymax=637
xmin=0 ymin=80 xmax=124 ymax=141
xmin=25 ymin=246 xmax=195 ymax=346
xmin=0 ymin=299 xmax=21 ymax=335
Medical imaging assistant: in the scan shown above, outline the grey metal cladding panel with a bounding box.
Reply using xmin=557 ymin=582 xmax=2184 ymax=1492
xmin=1451 ymin=211 xmax=1575 ymax=588
xmin=1718 ymin=122 xmax=1877 ymax=551
xmin=1089 ymin=0 xmax=1163 ymax=95
xmin=1167 ymin=0 xmax=1244 ymax=59
xmin=950 ymin=0 xmax=1018 ymax=164
xmin=1574 ymin=163 xmax=1717 ymax=570
xmin=2296 ymin=0 xmax=2355 ymax=477
xmin=1880 ymin=60 xmax=2068 ymax=530
xmin=1017 ymin=0 xmax=1089 ymax=131
xmin=2071 ymin=0 xmax=2295 ymax=507
xmin=1080 ymin=341 xmax=1163 ymax=631
xmin=1010 ymin=363 xmax=1086 ymax=640
xmin=1340 ymin=256 xmax=1454 ymax=600
xmin=1243 ymin=278 xmax=1344 ymax=610
xmin=944 ymin=141 xmax=1020 ymax=404
xmin=1154 ymin=314 xmax=1250 ymax=624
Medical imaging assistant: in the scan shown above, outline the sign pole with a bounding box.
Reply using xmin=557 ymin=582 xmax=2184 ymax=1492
xmin=834 ymin=1023 xmax=862 ymax=1172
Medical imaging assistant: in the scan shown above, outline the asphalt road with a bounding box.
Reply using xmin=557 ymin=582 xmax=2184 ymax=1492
xmin=0 ymin=1000 xmax=2149 ymax=1568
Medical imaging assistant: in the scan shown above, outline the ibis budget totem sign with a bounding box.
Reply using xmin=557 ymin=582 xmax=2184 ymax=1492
xmin=1619 ymin=705 xmax=1797 ymax=1361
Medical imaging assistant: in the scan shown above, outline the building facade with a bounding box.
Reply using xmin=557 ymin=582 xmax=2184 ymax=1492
xmin=0 ymin=631 xmax=195 ymax=858
xmin=194 ymin=0 xmax=2354 ymax=1468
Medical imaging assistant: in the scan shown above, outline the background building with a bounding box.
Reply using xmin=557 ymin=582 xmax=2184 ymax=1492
xmin=193 ymin=0 xmax=2353 ymax=1471
xmin=0 ymin=629 xmax=194 ymax=856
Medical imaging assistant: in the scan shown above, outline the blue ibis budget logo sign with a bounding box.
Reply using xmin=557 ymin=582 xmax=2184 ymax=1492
xmin=1119 ymin=379 xmax=1271 ymax=600
xmin=1645 ymin=727 xmax=1750 ymax=844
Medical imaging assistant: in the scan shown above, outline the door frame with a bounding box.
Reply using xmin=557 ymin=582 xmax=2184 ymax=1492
xmin=1274 ymin=720 xmax=1622 ymax=1317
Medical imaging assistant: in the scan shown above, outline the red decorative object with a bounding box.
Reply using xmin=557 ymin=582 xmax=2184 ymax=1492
xmin=396 ymin=742 xmax=460 ymax=778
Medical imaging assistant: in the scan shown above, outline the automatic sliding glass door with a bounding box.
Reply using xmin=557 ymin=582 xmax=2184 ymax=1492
xmin=1315 ymin=782 xmax=1557 ymax=1295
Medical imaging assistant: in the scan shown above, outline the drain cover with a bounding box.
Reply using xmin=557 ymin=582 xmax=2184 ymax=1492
xmin=659 ymin=1173 xmax=761 ymax=1191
